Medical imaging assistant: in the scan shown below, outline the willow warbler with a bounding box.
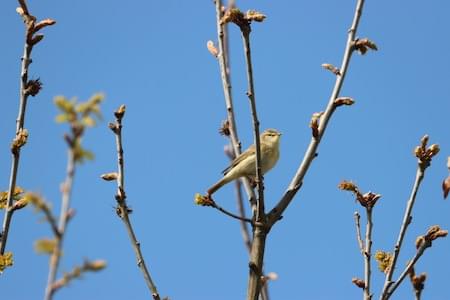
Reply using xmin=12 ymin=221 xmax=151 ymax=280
xmin=207 ymin=128 xmax=281 ymax=195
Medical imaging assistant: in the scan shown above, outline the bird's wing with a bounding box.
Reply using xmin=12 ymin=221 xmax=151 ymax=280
xmin=222 ymin=144 xmax=255 ymax=175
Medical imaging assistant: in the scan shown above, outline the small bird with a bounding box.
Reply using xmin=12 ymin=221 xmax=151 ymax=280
xmin=207 ymin=128 xmax=281 ymax=195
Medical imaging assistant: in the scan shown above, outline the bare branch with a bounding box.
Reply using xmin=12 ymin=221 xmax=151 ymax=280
xmin=214 ymin=0 xmax=257 ymax=210
xmin=212 ymin=201 xmax=253 ymax=223
xmin=383 ymin=226 xmax=447 ymax=299
xmin=51 ymin=259 xmax=106 ymax=294
xmin=234 ymin=180 xmax=252 ymax=252
xmin=267 ymin=0 xmax=368 ymax=227
xmin=45 ymin=136 xmax=77 ymax=300
xmin=354 ymin=211 xmax=365 ymax=253
xmin=0 ymin=0 xmax=55 ymax=255
xmin=107 ymin=105 xmax=162 ymax=300
xmin=379 ymin=136 xmax=439 ymax=300
xmin=364 ymin=207 xmax=373 ymax=300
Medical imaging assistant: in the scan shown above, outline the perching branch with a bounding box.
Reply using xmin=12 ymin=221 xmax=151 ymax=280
xmin=379 ymin=135 xmax=440 ymax=300
xmin=0 ymin=0 xmax=55 ymax=256
xmin=194 ymin=193 xmax=252 ymax=223
xmin=214 ymin=4 xmax=270 ymax=299
xmin=214 ymin=0 xmax=257 ymax=210
xmin=267 ymin=0 xmax=371 ymax=228
xmin=212 ymin=200 xmax=253 ymax=223
xmin=238 ymin=18 xmax=267 ymax=300
xmin=106 ymin=105 xmax=162 ymax=300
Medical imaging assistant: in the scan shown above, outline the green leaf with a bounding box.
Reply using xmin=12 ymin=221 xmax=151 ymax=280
xmin=0 ymin=252 xmax=14 ymax=272
xmin=55 ymin=113 xmax=69 ymax=123
xmin=34 ymin=238 xmax=56 ymax=255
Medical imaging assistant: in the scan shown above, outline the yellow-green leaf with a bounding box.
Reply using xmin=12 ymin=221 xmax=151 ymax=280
xmin=34 ymin=238 xmax=56 ymax=255
xmin=55 ymin=113 xmax=69 ymax=123
xmin=0 ymin=252 xmax=13 ymax=272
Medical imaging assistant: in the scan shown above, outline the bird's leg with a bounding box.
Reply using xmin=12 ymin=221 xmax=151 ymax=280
xmin=247 ymin=176 xmax=257 ymax=189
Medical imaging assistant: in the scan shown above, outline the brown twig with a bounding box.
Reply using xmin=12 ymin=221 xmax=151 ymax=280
xmin=383 ymin=226 xmax=447 ymax=299
xmin=51 ymin=259 xmax=106 ymax=294
xmin=363 ymin=207 xmax=373 ymax=300
xmin=214 ymin=4 xmax=269 ymax=299
xmin=214 ymin=0 xmax=258 ymax=211
xmin=239 ymin=21 xmax=267 ymax=300
xmin=211 ymin=200 xmax=253 ymax=223
xmin=354 ymin=212 xmax=365 ymax=253
xmin=234 ymin=180 xmax=252 ymax=252
xmin=0 ymin=0 xmax=55 ymax=255
xmin=379 ymin=136 xmax=439 ymax=300
xmin=266 ymin=0 xmax=368 ymax=227
xmin=107 ymin=105 xmax=161 ymax=300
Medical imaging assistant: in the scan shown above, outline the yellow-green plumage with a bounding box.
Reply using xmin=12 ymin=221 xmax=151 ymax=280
xmin=207 ymin=129 xmax=281 ymax=195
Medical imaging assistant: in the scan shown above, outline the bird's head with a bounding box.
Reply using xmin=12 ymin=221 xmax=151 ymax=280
xmin=261 ymin=128 xmax=282 ymax=145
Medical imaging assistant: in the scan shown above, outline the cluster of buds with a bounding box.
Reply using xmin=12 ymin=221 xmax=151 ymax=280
xmin=408 ymin=266 xmax=426 ymax=294
xmin=415 ymin=225 xmax=448 ymax=250
xmin=321 ymin=63 xmax=341 ymax=76
xmin=351 ymin=277 xmax=365 ymax=289
xmin=220 ymin=8 xmax=265 ymax=33
xmin=11 ymin=128 xmax=29 ymax=155
xmin=260 ymin=272 xmax=278 ymax=286
xmin=374 ymin=250 xmax=393 ymax=274
xmin=24 ymin=78 xmax=43 ymax=97
xmin=443 ymin=157 xmax=450 ymax=199
xmin=338 ymin=181 xmax=381 ymax=209
xmin=194 ymin=193 xmax=215 ymax=207
xmin=219 ymin=120 xmax=231 ymax=136
xmin=334 ymin=97 xmax=355 ymax=107
xmin=0 ymin=252 xmax=13 ymax=273
xmin=0 ymin=187 xmax=24 ymax=210
xmin=206 ymin=40 xmax=219 ymax=58
xmin=414 ymin=135 xmax=440 ymax=170
xmin=16 ymin=3 xmax=56 ymax=47
xmin=353 ymin=38 xmax=378 ymax=55
xmin=309 ymin=112 xmax=323 ymax=138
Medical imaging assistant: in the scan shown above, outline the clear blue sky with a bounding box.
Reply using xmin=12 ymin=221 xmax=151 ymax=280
xmin=1 ymin=1 xmax=449 ymax=299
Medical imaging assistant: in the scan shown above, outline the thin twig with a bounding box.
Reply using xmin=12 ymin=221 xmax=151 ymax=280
xmin=235 ymin=180 xmax=252 ymax=251
xmin=44 ymin=141 xmax=76 ymax=300
xmin=241 ymin=27 xmax=264 ymax=223
xmin=1 ymin=0 xmax=55 ymax=255
xmin=379 ymin=167 xmax=426 ymax=299
xmin=354 ymin=211 xmax=364 ymax=253
xmin=384 ymin=242 xmax=427 ymax=299
xmin=108 ymin=106 xmax=161 ymax=300
xmin=212 ymin=201 xmax=253 ymax=223
xmin=50 ymin=259 xmax=106 ymax=294
xmin=364 ymin=207 xmax=373 ymax=300
xmin=266 ymin=0 xmax=366 ymax=228
xmin=214 ymin=0 xmax=257 ymax=210
xmin=225 ymin=138 xmax=253 ymax=252
xmin=40 ymin=202 xmax=60 ymax=239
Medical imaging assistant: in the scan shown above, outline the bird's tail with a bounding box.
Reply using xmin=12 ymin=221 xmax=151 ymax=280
xmin=207 ymin=178 xmax=227 ymax=196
